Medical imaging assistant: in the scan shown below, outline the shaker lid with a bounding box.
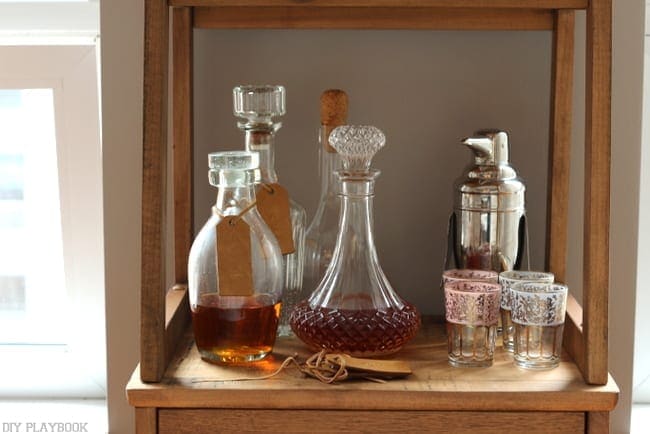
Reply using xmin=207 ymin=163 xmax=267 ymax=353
xmin=462 ymin=129 xmax=509 ymax=166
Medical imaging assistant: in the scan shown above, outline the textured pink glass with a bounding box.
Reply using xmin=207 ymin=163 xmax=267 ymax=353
xmin=444 ymin=281 xmax=501 ymax=326
xmin=442 ymin=269 xmax=499 ymax=286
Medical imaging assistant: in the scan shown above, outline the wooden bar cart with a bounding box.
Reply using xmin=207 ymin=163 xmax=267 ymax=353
xmin=127 ymin=1 xmax=619 ymax=432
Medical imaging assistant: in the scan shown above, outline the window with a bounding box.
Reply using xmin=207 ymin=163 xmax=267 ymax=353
xmin=0 ymin=45 xmax=105 ymax=397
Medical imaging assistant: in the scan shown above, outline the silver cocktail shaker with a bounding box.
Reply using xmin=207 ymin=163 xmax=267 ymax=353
xmin=449 ymin=129 xmax=526 ymax=272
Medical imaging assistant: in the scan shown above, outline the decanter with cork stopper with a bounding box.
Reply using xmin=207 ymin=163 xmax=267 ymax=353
xmin=233 ymin=85 xmax=307 ymax=337
xmin=188 ymin=151 xmax=283 ymax=364
xmin=290 ymin=125 xmax=421 ymax=357
xmin=303 ymin=89 xmax=348 ymax=298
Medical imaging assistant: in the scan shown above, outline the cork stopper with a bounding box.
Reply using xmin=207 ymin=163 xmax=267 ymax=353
xmin=320 ymin=89 xmax=348 ymax=126
xmin=320 ymin=89 xmax=348 ymax=153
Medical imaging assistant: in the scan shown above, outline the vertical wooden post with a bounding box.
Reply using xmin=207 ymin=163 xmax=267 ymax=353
xmin=587 ymin=411 xmax=610 ymax=434
xmin=546 ymin=9 xmax=575 ymax=284
xmin=141 ymin=0 xmax=169 ymax=382
xmin=583 ymin=0 xmax=612 ymax=385
xmin=173 ymin=7 xmax=194 ymax=285
xmin=135 ymin=408 xmax=157 ymax=434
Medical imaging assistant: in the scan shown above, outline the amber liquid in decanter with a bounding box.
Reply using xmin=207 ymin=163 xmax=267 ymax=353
xmin=192 ymin=293 xmax=281 ymax=364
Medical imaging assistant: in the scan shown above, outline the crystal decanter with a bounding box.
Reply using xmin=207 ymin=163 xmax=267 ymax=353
xmin=188 ymin=151 xmax=283 ymax=364
xmin=290 ymin=125 xmax=421 ymax=356
xmin=233 ymin=85 xmax=307 ymax=337
xmin=303 ymin=89 xmax=348 ymax=298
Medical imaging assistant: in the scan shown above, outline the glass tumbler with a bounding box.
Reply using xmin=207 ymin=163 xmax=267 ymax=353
xmin=442 ymin=269 xmax=499 ymax=288
xmin=444 ymin=280 xmax=501 ymax=367
xmin=511 ymin=282 xmax=568 ymax=369
xmin=498 ymin=271 xmax=554 ymax=352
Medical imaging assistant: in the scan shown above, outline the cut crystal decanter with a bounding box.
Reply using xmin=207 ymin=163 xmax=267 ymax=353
xmin=290 ymin=125 xmax=421 ymax=356
xmin=233 ymin=85 xmax=307 ymax=337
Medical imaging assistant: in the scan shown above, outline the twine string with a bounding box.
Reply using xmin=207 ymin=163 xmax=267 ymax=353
xmin=190 ymin=350 xmax=352 ymax=385
xmin=215 ymin=200 xmax=257 ymax=225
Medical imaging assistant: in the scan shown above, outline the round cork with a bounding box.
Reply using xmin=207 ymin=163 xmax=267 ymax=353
xmin=320 ymin=89 xmax=348 ymax=126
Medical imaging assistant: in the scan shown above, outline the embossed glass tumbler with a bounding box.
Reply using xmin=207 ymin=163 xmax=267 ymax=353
xmin=511 ymin=282 xmax=567 ymax=369
xmin=442 ymin=269 xmax=499 ymax=288
xmin=444 ymin=280 xmax=501 ymax=367
xmin=498 ymin=271 xmax=554 ymax=352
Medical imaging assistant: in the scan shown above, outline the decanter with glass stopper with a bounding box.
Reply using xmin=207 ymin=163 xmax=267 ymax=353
xmin=188 ymin=151 xmax=283 ymax=364
xmin=290 ymin=125 xmax=421 ymax=356
xmin=233 ymin=85 xmax=307 ymax=337
xmin=303 ymin=89 xmax=348 ymax=297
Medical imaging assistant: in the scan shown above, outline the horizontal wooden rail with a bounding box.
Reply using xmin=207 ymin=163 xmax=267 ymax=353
xmin=172 ymin=0 xmax=588 ymax=9
xmin=194 ymin=7 xmax=554 ymax=30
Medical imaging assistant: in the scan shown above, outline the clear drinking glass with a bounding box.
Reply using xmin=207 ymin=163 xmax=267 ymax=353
xmin=511 ymin=282 xmax=567 ymax=369
xmin=303 ymin=89 xmax=348 ymax=299
xmin=290 ymin=125 xmax=420 ymax=356
xmin=188 ymin=151 xmax=284 ymax=364
xmin=444 ymin=280 xmax=501 ymax=367
xmin=499 ymin=271 xmax=554 ymax=352
xmin=233 ymin=85 xmax=306 ymax=337
xmin=442 ymin=269 xmax=499 ymax=287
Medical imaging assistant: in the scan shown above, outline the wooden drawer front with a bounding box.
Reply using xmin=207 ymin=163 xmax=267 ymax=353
xmin=158 ymin=409 xmax=585 ymax=433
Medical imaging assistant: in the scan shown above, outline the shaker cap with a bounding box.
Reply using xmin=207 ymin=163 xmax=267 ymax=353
xmin=462 ymin=129 xmax=509 ymax=166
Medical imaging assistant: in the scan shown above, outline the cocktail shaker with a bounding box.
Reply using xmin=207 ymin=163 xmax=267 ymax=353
xmin=449 ymin=129 xmax=526 ymax=272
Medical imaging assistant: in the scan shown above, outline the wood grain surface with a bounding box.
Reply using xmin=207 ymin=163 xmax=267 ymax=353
xmin=159 ymin=409 xmax=584 ymax=433
xmin=172 ymin=0 xmax=588 ymax=9
xmin=141 ymin=0 xmax=169 ymax=383
xmin=127 ymin=319 xmax=618 ymax=412
xmin=546 ymin=9 xmax=574 ymax=284
xmin=583 ymin=0 xmax=611 ymax=386
xmin=193 ymin=7 xmax=554 ymax=30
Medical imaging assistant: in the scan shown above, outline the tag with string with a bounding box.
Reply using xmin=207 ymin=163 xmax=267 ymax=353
xmin=216 ymin=205 xmax=255 ymax=297
xmin=256 ymin=183 xmax=295 ymax=255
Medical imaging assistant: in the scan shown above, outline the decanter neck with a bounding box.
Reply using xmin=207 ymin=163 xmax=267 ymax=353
xmin=318 ymin=126 xmax=341 ymax=200
xmin=214 ymin=184 xmax=256 ymax=217
xmin=244 ymin=128 xmax=278 ymax=184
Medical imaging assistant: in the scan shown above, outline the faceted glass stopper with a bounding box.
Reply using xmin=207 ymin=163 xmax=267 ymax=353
xmin=233 ymin=85 xmax=286 ymax=122
xmin=329 ymin=125 xmax=385 ymax=172
xmin=208 ymin=151 xmax=260 ymax=187
xmin=208 ymin=150 xmax=259 ymax=171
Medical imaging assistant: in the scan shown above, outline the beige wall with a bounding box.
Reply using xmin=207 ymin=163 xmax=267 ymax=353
xmin=194 ymin=29 xmax=552 ymax=313
xmin=101 ymin=0 xmax=143 ymax=431
xmin=101 ymin=3 xmax=642 ymax=433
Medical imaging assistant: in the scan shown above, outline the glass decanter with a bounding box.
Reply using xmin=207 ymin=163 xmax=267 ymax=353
xmin=290 ymin=125 xmax=421 ymax=356
xmin=303 ymin=89 xmax=348 ymax=297
xmin=233 ymin=85 xmax=306 ymax=337
xmin=188 ymin=151 xmax=283 ymax=364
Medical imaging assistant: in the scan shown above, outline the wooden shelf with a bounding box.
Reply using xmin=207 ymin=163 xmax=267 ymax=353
xmin=128 ymin=307 xmax=617 ymax=433
xmin=127 ymin=317 xmax=617 ymax=412
xmin=136 ymin=0 xmax=615 ymax=431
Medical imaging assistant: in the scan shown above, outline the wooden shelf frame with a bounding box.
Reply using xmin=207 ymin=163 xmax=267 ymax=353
xmin=138 ymin=0 xmax=613 ymax=431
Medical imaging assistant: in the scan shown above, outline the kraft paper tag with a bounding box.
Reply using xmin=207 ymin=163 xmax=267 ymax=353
xmin=216 ymin=216 xmax=253 ymax=297
xmin=256 ymin=183 xmax=295 ymax=255
xmin=325 ymin=354 xmax=412 ymax=378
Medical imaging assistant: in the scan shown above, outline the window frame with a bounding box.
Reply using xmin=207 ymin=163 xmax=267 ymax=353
xmin=0 ymin=44 xmax=105 ymax=398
